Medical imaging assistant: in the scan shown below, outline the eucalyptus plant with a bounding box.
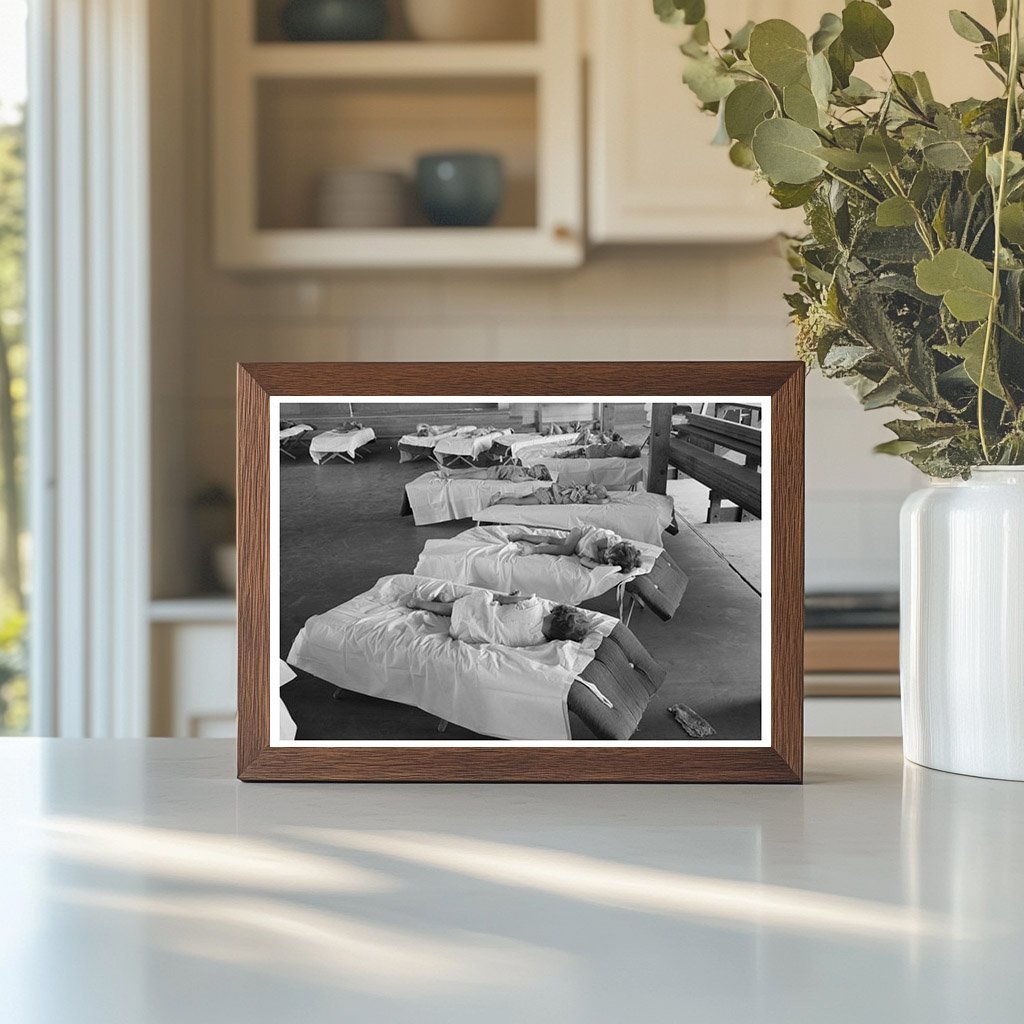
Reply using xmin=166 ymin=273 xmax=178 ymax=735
xmin=657 ymin=0 xmax=1024 ymax=476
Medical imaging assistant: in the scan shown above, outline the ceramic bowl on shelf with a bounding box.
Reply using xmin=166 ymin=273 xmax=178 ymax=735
xmin=315 ymin=167 xmax=408 ymax=229
xmin=403 ymin=0 xmax=535 ymax=42
xmin=280 ymin=0 xmax=389 ymax=42
xmin=415 ymin=152 xmax=504 ymax=227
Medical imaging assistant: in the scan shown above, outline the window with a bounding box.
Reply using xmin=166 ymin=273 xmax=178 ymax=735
xmin=0 ymin=0 xmax=27 ymax=734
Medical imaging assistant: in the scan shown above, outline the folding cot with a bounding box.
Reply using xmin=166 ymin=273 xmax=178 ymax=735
xmin=414 ymin=524 xmax=688 ymax=623
xmin=432 ymin=427 xmax=512 ymax=468
xmin=279 ymin=423 xmax=313 ymax=459
xmin=400 ymin=466 xmax=551 ymax=526
xmin=491 ymin=431 xmax=586 ymax=464
xmin=397 ymin=425 xmax=477 ymax=463
xmin=518 ymin=454 xmax=644 ymax=491
xmin=286 ymin=574 xmax=666 ymax=740
xmin=474 ymin=490 xmax=677 ymax=546
xmin=308 ymin=426 xmax=377 ymax=466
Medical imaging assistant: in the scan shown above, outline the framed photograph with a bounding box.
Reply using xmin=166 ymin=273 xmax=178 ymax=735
xmin=237 ymin=362 xmax=804 ymax=782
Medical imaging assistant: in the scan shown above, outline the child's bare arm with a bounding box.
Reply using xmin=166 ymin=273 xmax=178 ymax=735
xmin=407 ymin=597 xmax=455 ymax=616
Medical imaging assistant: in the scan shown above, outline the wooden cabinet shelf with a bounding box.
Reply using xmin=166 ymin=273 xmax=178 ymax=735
xmin=212 ymin=0 xmax=582 ymax=269
xmin=248 ymin=42 xmax=545 ymax=78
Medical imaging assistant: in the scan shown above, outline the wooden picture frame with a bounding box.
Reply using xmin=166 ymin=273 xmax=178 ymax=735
xmin=238 ymin=362 xmax=804 ymax=782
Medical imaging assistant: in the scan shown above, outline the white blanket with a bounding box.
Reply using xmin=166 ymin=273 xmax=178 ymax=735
xmin=287 ymin=574 xmax=617 ymax=740
xmin=309 ymin=427 xmax=376 ymax=464
xmin=499 ymin=433 xmax=584 ymax=460
xmin=280 ymin=423 xmax=313 ymax=441
xmin=433 ymin=428 xmax=512 ymax=460
xmin=414 ymin=525 xmax=661 ymax=606
xmin=525 ymin=456 xmax=644 ymax=491
xmin=474 ymin=491 xmax=674 ymax=546
xmin=405 ymin=469 xmax=542 ymax=525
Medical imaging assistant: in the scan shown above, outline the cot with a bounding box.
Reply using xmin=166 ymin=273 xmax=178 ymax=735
xmin=474 ymin=490 xmax=677 ymax=546
xmin=432 ymin=427 xmax=512 ymax=468
xmin=308 ymin=426 xmax=377 ymax=465
xmin=414 ymin=524 xmax=688 ymax=622
xmin=279 ymin=423 xmax=313 ymax=459
xmin=400 ymin=466 xmax=550 ymax=526
xmin=517 ymin=454 xmax=644 ymax=491
xmin=286 ymin=574 xmax=666 ymax=740
xmin=492 ymin=431 xmax=586 ymax=463
xmin=397 ymin=425 xmax=477 ymax=463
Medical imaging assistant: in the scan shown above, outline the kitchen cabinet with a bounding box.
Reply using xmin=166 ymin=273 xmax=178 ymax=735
xmin=211 ymin=0 xmax=583 ymax=269
xmin=586 ymin=0 xmax=998 ymax=244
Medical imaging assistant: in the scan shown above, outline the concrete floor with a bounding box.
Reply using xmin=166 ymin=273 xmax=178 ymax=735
xmin=279 ymin=440 xmax=762 ymax=741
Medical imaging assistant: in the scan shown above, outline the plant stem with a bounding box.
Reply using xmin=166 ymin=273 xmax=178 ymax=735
xmin=978 ymin=0 xmax=1021 ymax=462
xmin=822 ymin=167 xmax=881 ymax=204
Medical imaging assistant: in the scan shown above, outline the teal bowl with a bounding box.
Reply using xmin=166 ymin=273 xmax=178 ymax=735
xmin=415 ymin=153 xmax=505 ymax=228
xmin=281 ymin=0 xmax=388 ymax=42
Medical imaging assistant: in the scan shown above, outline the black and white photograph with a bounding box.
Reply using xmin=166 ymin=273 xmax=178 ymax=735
xmin=272 ymin=398 xmax=769 ymax=745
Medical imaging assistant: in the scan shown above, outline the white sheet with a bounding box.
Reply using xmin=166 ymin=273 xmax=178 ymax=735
xmin=405 ymin=469 xmax=542 ymax=525
xmin=309 ymin=427 xmax=376 ymax=464
xmin=398 ymin=425 xmax=476 ymax=449
xmin=499 ymin=433 xmax=585 ymax=460
xmin=280 ymin=424 xmax=313 ymax=441
xmin=474 ymin=491 xmax=674 ymax=545
xmin=433 ymin=428 xmax=512 ymax=460
xmin=414 ymin=525 xmax=661 ymax=606
xmin=287 ymin=574 xmax=617 ymax=740
xmin=526 ymin=456 xmax=644 ymax=491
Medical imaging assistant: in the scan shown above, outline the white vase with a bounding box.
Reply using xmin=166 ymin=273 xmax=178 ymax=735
xmin=900 ymin=467 xmax=1024 ymax=781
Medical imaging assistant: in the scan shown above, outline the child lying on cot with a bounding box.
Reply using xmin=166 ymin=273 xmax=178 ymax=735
xmin=508 ymin=526 xmax=644 ymax=573
xmin=489 ymin=482 xmax=611 ymax=506
xmin=436 ymin=465 xmax=551 ymax=482
xmin=406 ymin=589 xmax=589 ymax=646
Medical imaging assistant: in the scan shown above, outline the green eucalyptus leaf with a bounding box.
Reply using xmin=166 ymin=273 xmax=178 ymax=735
xmin=724 ymin=20 xmax=755 ymax=52
xmin=828 ymin=36 xmax=855 ymax=88
xmin=842 ymin=1 xmax=895 ymax=59
xmin=723 ymin=81 xmax=775 ymax=144
xmin=784 ymin=80 xmax=824 ymax=129
xmin=862 ymin=374 xmax=903 ymax=409
xmin=922 ymin=137 xmax=972 ymax=171
xmin=860 ymin=133 xmax=904 ymax=173
xmin=751 ymin=118 xmax=828 ymax=184
xmin=967 ymin=144 xmax=992 ymax=192
xmin=1000 ymin=203 xmax=1024 ymax=245
xmin=770 ymin=180 xmax=820 ymax=209
xmin=691 ymin=19 xmax=710 ymax=45
xmin=808 ymin=52 xmax=833 ymax=107
xmin=993 ymin=0 xmax=1008 ymax=23
xmin=986 ymin=150 xmax=1024 ymax=191
xmin=948 ymin=10 xmax=994 ymax=44
xmin=748 ymin=20 xmax=810 ymax=86
xmin=884 ymin=418 xmax=963 ymax=443
xmin=876 ymin=196 xmax=918 ymax=228
xmin=909 ymin=165 xmax=934 ymax=205
xmin=940 ymin=326 xmax=1006 ymax=398
xmin=683 ymin=57 xmax=736 ymax=104
xmin=810 ymin=12 xmax=843 ymax=54
xmin=814 ymin=146 xmax=872 ymax=170
xmin=913 ymin=71 xmax=935 ymax=104
xmin=915 ymin=249 xmax=994 ymax=321
xmin=729 ymin=140 xmax=758 ymax=169
xmin=653 ymin=0 xmax=705 ymax=26
xmin=875 ymin=438 xmax=922 ymax=455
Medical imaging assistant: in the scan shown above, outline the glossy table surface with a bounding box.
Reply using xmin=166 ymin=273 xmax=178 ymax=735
xmin=1 ymin=738 xmax=1022 ymax=1023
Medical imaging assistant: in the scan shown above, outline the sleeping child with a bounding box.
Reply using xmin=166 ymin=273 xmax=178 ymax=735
xmin=406 ymin=589 xmax=589 ymax=647
xmin=489 ymin=482 xmax=611 ymax=506
xmin=507 ymin=526 xmax=643 ymax=573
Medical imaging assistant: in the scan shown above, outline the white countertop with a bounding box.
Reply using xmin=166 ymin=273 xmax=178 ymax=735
xmin=1 ymin=738 xmax=1021 ymax=1023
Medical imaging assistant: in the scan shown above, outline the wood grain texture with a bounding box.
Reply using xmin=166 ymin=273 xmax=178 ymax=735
xmin=236 ymin=361 xmax=805 ymax=783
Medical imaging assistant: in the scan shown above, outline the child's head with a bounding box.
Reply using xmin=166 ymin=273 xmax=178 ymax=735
xmin=590 ymin=484 xmax=609 ymax=500
xmin=604 ymin=541 xmax=643 ymax=573
xmin=542 ymin=604 xmax=589 ymax=643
